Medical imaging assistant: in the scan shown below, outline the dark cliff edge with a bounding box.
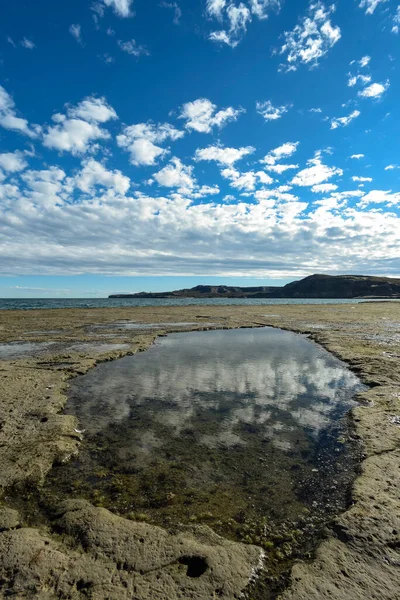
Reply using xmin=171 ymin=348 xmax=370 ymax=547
xmin=109 ymin=274 xmax=400 ymax=299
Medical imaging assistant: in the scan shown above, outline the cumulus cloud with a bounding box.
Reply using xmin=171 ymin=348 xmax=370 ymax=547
xmin=99 ymin=0 xmax=134 ymax=18
xmin=266 ymin=164 xmax=299 ymax=174
xmin=43 ymin=96 xmax=117 ymax=155
xmin=0 ymin=151 xmax=28 ymax=173
xmin=180 ymin=98 xmax=243 ymax=133
xmin=118 ymin=39 xmax=150 ymax=57
xmin=206 ymin=0 xmax=228 ymax=19
xmin=68 ymin=97 xmax=117 ymax=123
xmin=69 ymin=24 xmax=83 ymax=44
xmin=385 ymin=164 xmax=400 ymax=170
xmin=348 ymin=74 xmax=371 ymax=87
xmin=279 ymin=2 xmax=341 ymax=71
xmin=207 ymin=0 xmax=281 ymax=47
xmin=1 ymin=158 xmax=400 ymax=278
xmin=359 ymin=189 xmax=400 ymax=206
xmin=359 ymin=55 xmax=371 ymax=67
xmin=261 ymin=142 xmax=299 ymax=165
xmin=350 ymin=154 xmax=365 ymax=159
xmin=358 ymin=81 xmax=389 ymax=98
xmin=256 ymin=100 xmax=290 ymax=121
xmin=43 ymin=120 xmax=110 ymax=155
xmin=249 ymin=0 xmax=282 ymax=19
xmin=117 ymin=122 xmax=184 ymax=166
xmin=194 ymin=145 xmax=255 ymax=166
xmin=208 ymin=30 xmax=240 ymax=47
xmin=352 ymin=176 xmax=372 ymax=182
xmin=0 ymin=86 xmax=41 ymax=138
xmin=330 ymin=109 xmax=360 ymax=130
xmin=358 ymin=0 xmax=387 ymax=15
xmin=291 ymin=153 xmax=343 ymax=187
xmin=73 ymin=159 xmax=131 ymax=194
xmin=153 ymin=157 xmax=195 ymax=191
xmin=221 ymin=167 xmax=273 ymax=191
xmin=311 ymin=183 xmax=338 ymax=193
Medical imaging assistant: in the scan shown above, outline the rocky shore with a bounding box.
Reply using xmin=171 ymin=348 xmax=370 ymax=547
xmin=0 ymin=302 xmax=399 ymax=599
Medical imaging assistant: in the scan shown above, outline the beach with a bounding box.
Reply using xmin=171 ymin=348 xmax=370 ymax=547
xmin=0 ymin=302 xmax=399 ymax=599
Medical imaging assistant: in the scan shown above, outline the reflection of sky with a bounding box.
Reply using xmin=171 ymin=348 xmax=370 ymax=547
xmin=68 ymin=328 xmax=363 ymax=449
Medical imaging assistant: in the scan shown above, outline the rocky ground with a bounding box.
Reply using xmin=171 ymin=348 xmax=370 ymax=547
xmin=0 ymin=302 xmax=399 ymax=599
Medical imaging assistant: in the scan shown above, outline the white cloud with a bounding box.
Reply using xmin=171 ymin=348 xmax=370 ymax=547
xmin=279 ymin=2 xmax=341 ymax=71
xmin=208 ymin=30 xmax=240 ymax=47
xmin=221 ymin=167 xmax=273 ymax=191
xmin=68 ymin=97 xmax=117 ymax=123
xmin=359 ymin=189 xmax=400 ymax=206
xmin=19 ymin=166 xmax=68 ymax=209
xmin=118 ymin=39 xmax=150 ymax=57
xmin=1 ymin=160 xmax=400 ymax=278
xmin=206 ymin=0 xmax=227 ymax=19
xmin=180 ymin=98 xmax=243 ymax=133
xmin=194 ymin=145 xmax=255 ymax=166
xmin=249 ymin=0 xmax=282 ymax=19
xmin=160 ymin=2 xmax=182 ymax=25
xmin=311 ymin=183 xmax=338 ymax=193
xmin=0 ymin=151 xmax=28 ymax=173
xmin=292 ymin=154 xmax=343 ymax=187
xmin=21 ymin=38 xmax=35 ymax=49
xmin=348 ymin=74 xmax=371 ymax=87
xmin=69 ymin=24 xmax=83 ymax=44
xmin=330 ymin=109 xmax=360 ymax=130
xmin=261 ymin=142 xmax=299 ymax=165
xmin=266 ymin=164 xmax=299 ymax=174
xmin=358 ymin=0 xmax=387 ymax=15
xmin=352 ymin=176 xmax=372 ymax=182
xmin=359 ymin=55 xmax=371 ymax=67
xmin=0 ymin=86 xmax=41 ymax=138
xmin=393 ymin=6 xmax=400 ymax=33
xmin=117 ymin=122 xmax=184 ymax=166
xmin=43 ymin=97 xmax=117 ymax=155
xmin=153 ymin=157 xmax=195 ymax=190
xmin=74 ymin=159 xmax=130 ymax=194
xmin=43 ymin=120 xmax=110 ymax=155
xmin=358 ymin=81 xmax=389 ymax=98
xmin=256 ymin=100 xmax=290 ymax=121
xmin=207 ymin=0 xmax=281 ymax=47
xmin=385 ymin=164 xmax=400 ymax=170
xmin=100 ymin=0 xmax=134 ymax=17
xmin=310 ymin=107 xmax=323 ymax=113
xmin=350 ymin=154 xmax=365 ymax=159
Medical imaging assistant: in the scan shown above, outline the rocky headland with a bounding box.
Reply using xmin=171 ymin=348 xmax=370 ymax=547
xmin=109 ymin=274 xmax=400 ymax=299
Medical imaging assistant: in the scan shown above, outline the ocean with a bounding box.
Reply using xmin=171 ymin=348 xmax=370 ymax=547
xmin=0 ymin=297 xmax=391 ymax=311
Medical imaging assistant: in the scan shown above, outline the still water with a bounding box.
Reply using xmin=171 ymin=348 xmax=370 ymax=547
xmin=42 ymin=327 xmax=364 ymax=563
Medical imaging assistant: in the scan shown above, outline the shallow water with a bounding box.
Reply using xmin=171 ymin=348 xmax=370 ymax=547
xmin=91 ymin=321 xmax=212 ymax=330
xmin=0 ymin=341 xmax=129 ymax=359
xmin=40 ymin=328 xmax=364 ymax=563
xmin=0 ymin=341 xmax=56 ymax=359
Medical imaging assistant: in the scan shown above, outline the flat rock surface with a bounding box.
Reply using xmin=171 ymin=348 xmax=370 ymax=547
xmin=0 ymin=499 xmax=262 ymax=599
xmin=0 ymin=302 xmax=399 ymax=598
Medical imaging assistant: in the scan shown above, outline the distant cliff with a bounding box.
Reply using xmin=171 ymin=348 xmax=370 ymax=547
xmin=109 ymin=274 xmax=400 ymax=299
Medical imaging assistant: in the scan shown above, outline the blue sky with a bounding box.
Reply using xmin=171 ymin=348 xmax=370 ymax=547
xmin=0 ymin=0 xmax=399 ymax=297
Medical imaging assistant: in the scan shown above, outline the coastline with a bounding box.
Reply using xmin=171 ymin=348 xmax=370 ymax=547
xmin=0 ymin=303 xmax=399 ymax=598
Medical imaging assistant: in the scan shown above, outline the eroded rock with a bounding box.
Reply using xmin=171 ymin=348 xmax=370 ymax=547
xmin=0 ymin=500 xmax=263 ymax=599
